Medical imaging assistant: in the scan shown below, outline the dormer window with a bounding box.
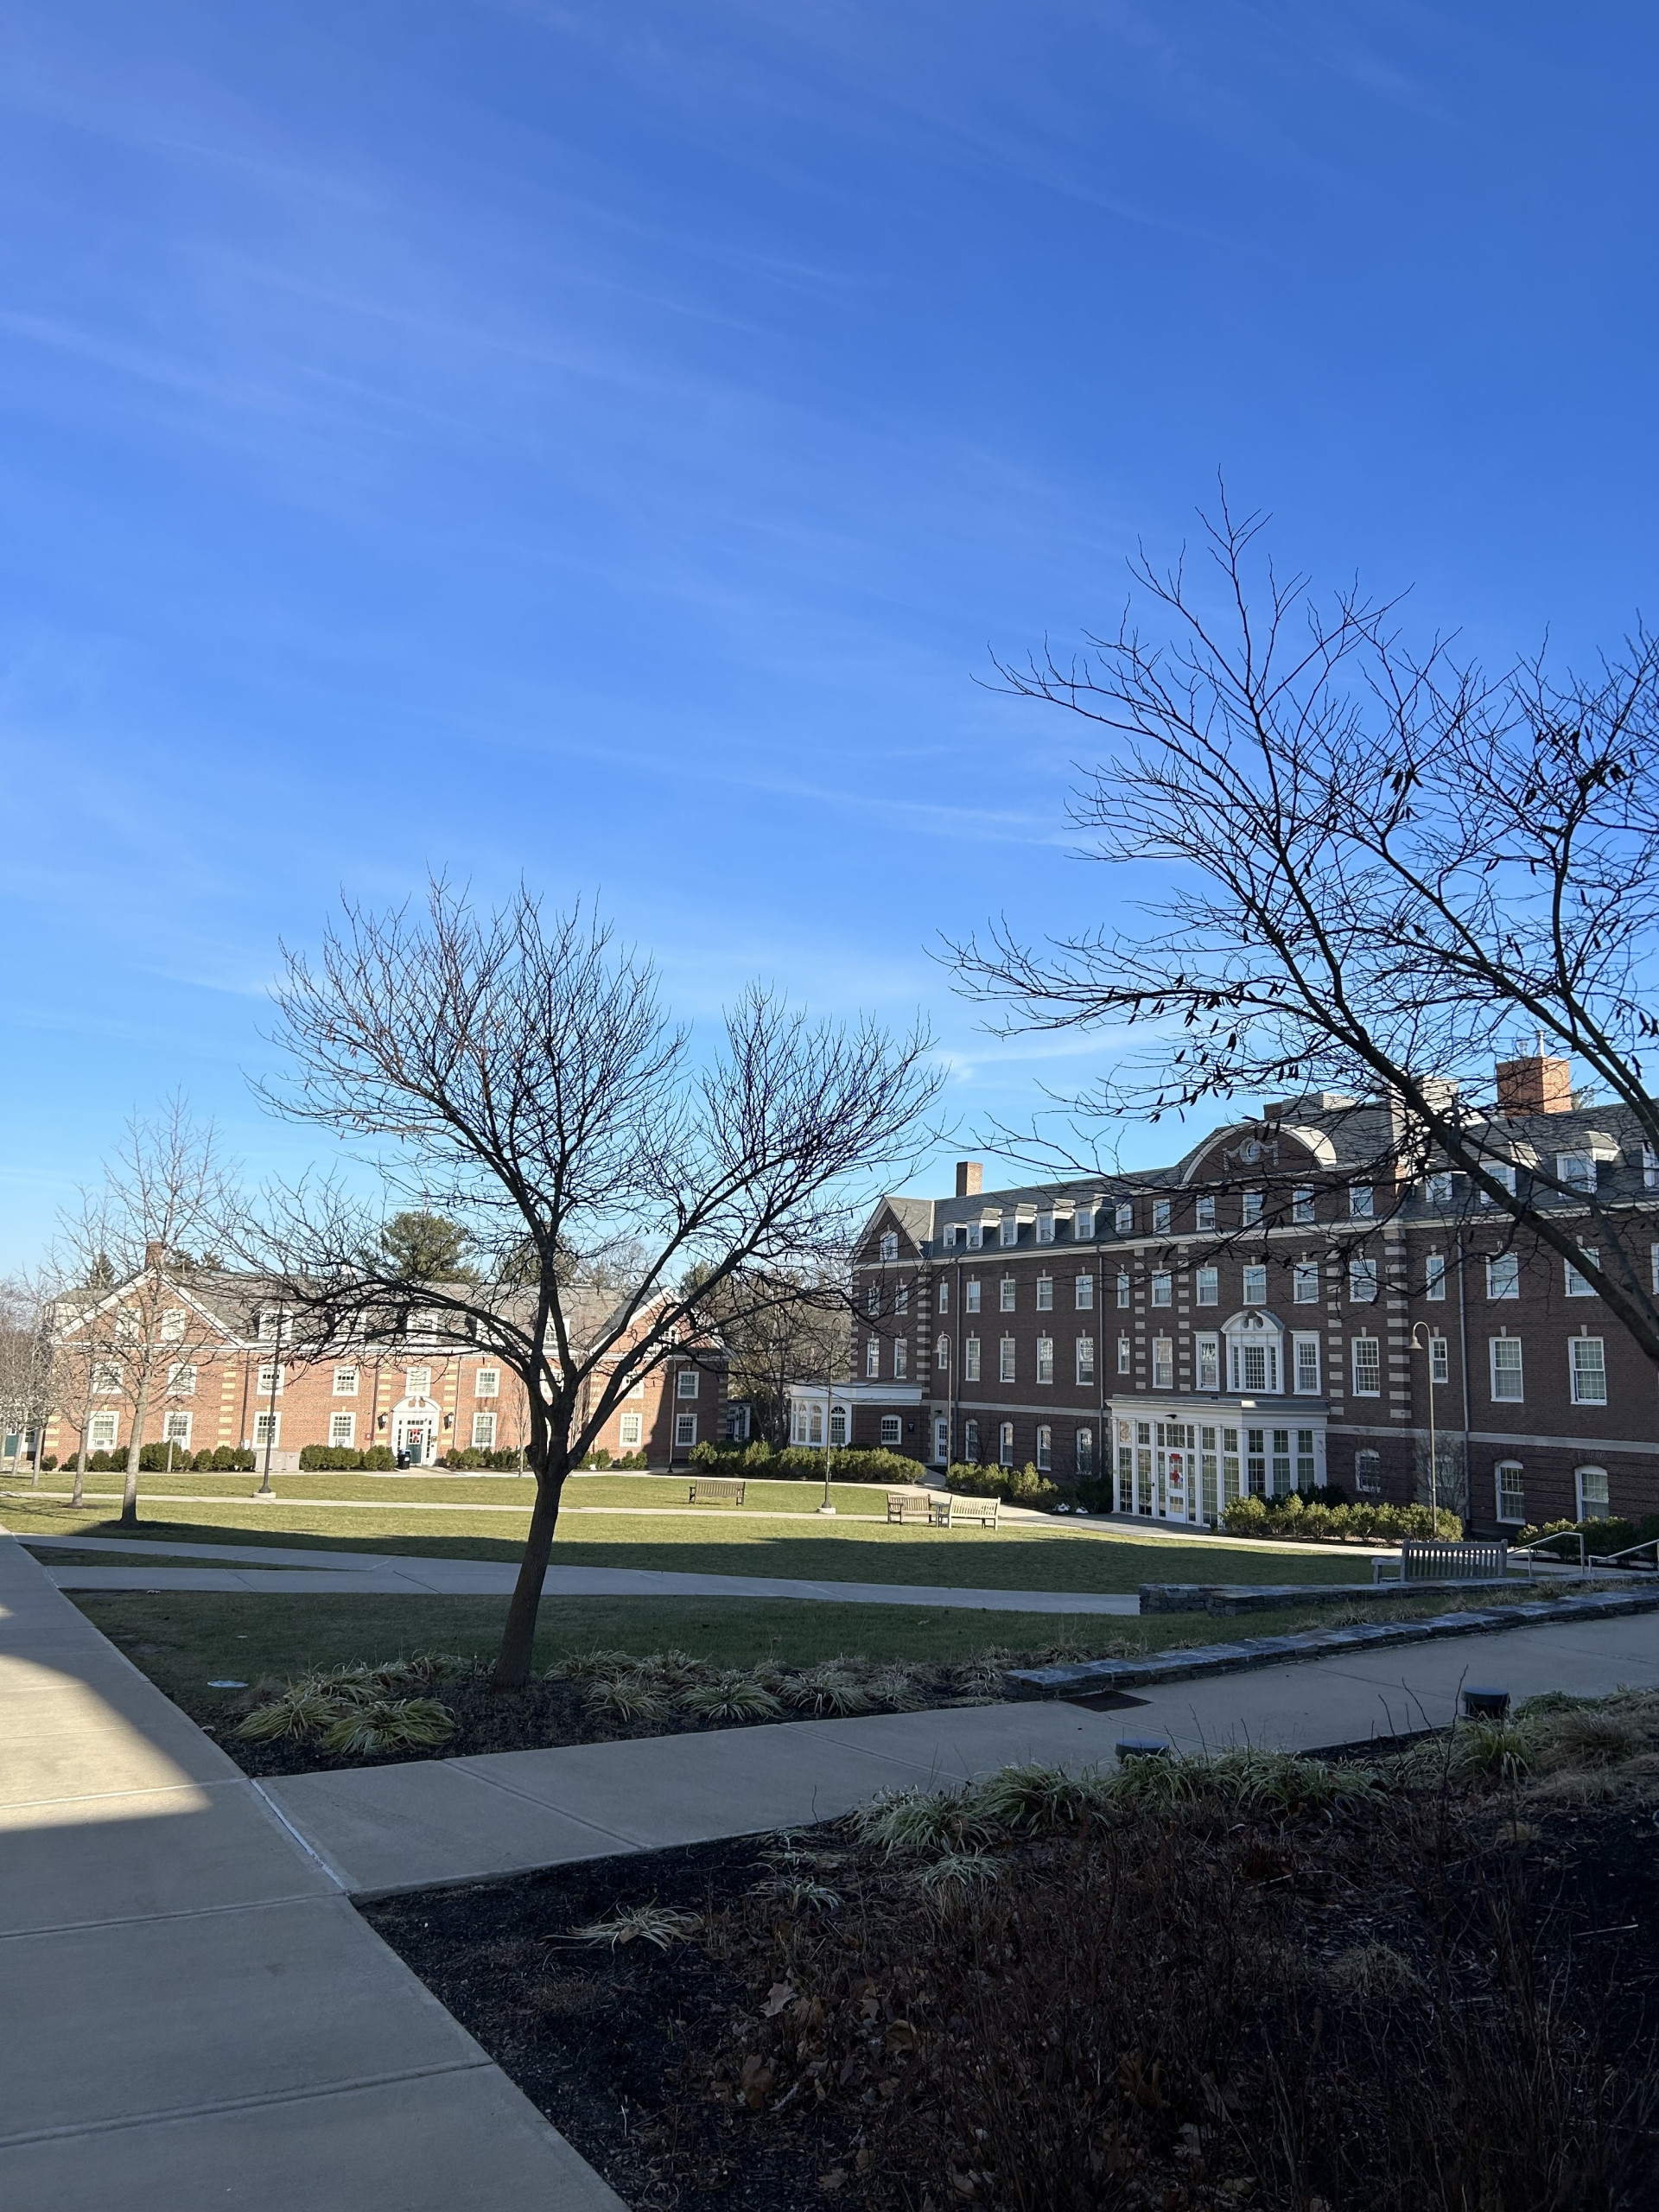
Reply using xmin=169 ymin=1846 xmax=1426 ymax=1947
xmin=1114 ymin=1202 xmax=1134 ymax=1236
xmin=999 ymin=1216 xmax=1018 ymax=1247
xmin=1074 ymin=1206 xmax=1095 ymax=1240
xmin=1555 ymin=1153 xmax=1596 ymax=1195
xmin=1035 ymin=1211 xmax=1055 ymax=1244
xmin=879 ymin=1231 xmax=899 ymax=1262
xmin=1480 ymin=1164 xmax=1517 ymax=1205
xmin=966 ymin=1222 xmax=983 ymax=1250
xmin=1152 ymin=1199 xmax=1171 ymax=1235
xmin=1195 ymin=1195 xmax=1216 ymax=1230
xmin=1426 ymin=1173 xmax=1452 ymax=1205
xmin=942 ymin=1224 xmax=957 ymax=1249
xmin=1349 ymin=1186 xmax=1374 ymax=1220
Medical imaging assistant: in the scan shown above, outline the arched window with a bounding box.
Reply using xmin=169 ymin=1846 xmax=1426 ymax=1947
xmin=1224 ymin=1309 xmax=1284 ymax=1394
xmin=963 ymin=1419 xmax=980 ymax=1463
xmin=998 ymin=1421 xmax=1015 ymax=1467
xmin=1035 ymin=1424 xmax=1052 ymax=1471
xmin=1075 ymin=1427 xmax=1094 ymax=1478
xmin=1575 ymin=1465 xmax=1611 ymax=1521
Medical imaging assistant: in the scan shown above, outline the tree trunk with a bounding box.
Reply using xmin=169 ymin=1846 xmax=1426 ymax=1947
xmin=120 ymin=1376 xmax=151 ymax=1527
xmin=492 ymin=1454 xmax=565 ymax=1688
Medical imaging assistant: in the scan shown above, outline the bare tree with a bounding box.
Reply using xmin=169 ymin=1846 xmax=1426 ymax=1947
xmin=0 ymin=1272 xmax=59 ymax=1484
xmin=56 ymin=1101 xmax=232 ymax=1525
xmin=953 ymin=498 xmax=1659 ymax=1371
xmin=690 ymin=1263 xmax=851 ymax=1447
xmin=244 ymin=884 xmax=940 ymax=1687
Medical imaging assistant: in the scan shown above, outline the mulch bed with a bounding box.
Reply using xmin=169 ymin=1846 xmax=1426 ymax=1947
xmin=363 ymin=1761 xmax=1659 ymax=2211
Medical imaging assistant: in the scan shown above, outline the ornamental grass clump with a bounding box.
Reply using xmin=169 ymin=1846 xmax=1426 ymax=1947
xmin=320 ymin=1696 xmax=458 ymax=1756
xmin=678 ymin=1672 xmax=784 ymax=1722
xmin=780 ymin=1664 xmax=874 ymax=1717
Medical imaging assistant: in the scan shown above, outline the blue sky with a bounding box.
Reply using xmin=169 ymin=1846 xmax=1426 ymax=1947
xmin=3 ymin=2 xmax=1656 ymax=1263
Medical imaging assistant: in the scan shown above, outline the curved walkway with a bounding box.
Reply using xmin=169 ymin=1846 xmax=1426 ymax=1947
xmin=19 ymin=1531 xmax=1141 ymax=1614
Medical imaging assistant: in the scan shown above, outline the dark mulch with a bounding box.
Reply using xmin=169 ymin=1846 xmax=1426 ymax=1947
xmin=364 ymin=1776 xmax=1659 ymax=2212
xmin=196 ymin=1667 xmax=991 ymax=1781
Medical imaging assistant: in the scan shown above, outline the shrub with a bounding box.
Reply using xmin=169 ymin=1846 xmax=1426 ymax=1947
xmin=1223 ymin=1493 xmax=1268 ymax=1533
xmin=945 ymin=1461 xmax=1007 ymax=1497
xmin=207 ymin=1445 xmax=257 ymax=1471
xmin=299 ymin=1445 xmax=367 ymax=1471
xmin=1005 ymin=1463 xmax=1060 ymax=1506
xmin=39 ymin=1452 xmax=57 ymax=1471
xmin=361 ymin=1445 xmax=397 ymax=1471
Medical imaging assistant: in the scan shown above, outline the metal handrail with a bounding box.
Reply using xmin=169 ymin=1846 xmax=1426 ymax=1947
xmin=1600 ymin=1535 xmax=1659 ymax=1572
xmin=1514 ymin=1529 xmax=1586 ymax=1571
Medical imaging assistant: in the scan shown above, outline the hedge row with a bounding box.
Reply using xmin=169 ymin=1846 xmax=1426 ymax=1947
xmin=690 ymin=1440 xmax=925 ymax=1486
xmin=1223 ymin=1494 xmax=1463 ymax=1541
xmin=60 ymin=1445 xmax=258 ymax=1474
xmin=1516 ymin=1512 xmax=1659 ymax=1556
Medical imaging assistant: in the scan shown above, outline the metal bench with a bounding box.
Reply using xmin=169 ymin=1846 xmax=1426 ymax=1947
xmin=928 ymin=1493 xmax=1000 ymax=1529
xmin=1402 ymin=1538 xmax=1509 ymax=1582
xmin=886 ymin=1491 xmax=931 ymax=1523
xmin=687 ymin=1477 xmax=747 ymax=1507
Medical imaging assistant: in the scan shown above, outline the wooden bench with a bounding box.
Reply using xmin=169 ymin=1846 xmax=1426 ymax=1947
xmin=687 ymin=1477 xmax=747 ymax=1507
xmin=886 ymin=1491 xmax=931 ymax=1523
xmin=929 ymin=1493 xmax=1000 ymax=1529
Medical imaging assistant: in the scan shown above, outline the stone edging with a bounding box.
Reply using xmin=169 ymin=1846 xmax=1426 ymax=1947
xmin=1004 ymin=1586 xmax=1659 ymax=1700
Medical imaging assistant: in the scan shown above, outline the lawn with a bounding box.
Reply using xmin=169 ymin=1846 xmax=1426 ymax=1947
xmin=72 ymin=1586 xmax=1453 ymax=1713
xmin=3 ymin=1491 xmax=1369 ymax=1594
xmin=7 ymin=1473 xmax=897 ymax=1515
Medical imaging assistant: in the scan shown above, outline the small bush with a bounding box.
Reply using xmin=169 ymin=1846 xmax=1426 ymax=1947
xmin=39 ymin=1452 xmax=57 ymax=1471
xmin=299 ymin=1445 xmax=367 ymax=1471
xmin=361 ymin=1445 xmax=397 ymax=1471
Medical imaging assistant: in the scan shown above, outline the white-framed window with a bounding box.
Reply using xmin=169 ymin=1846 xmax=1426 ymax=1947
xmin=1429 ymin=1334 xmax=1449 ymax=1385
xmin=867 ymin=1282 xmax=880 ymax=1317
xmin=1036 ymin=1211 xmax=1055 ymax=1245
xmin=1152 ymin=1338 xmax=1173 ymax=1389
xmin=1496 ymin=1461 xmax=1525 ymax=1523
xmin=936 ymin=1335 xmax=950 ymax=1370
xmin=1196 ymin=1266 xmax=1218 ymax=1307
xmin=1565 ymin=1249 xmax=1598 ymax=1297
xmin=1293 ymin=1262 xmax=1319 ymax=1305
xmin=1035 ymin=1274 xmax=1052 ymax=1311
xmin=1480 ymin=1163 xmax=1517 ymax=1205
xmin=1486 ymin=1255 xmax=1519 ymax=1300
xmin=1427 ymin=1172 xmax=1453 ymax=1205
xmin=257 ymin=1361 xmax=285 ymax=1396
xmin=1354 ymin=1449 xmax=1381 ymax=1496
xmin=619 ymin=1409 xmax=643 ymax=1448
xmin=879 ymin=1230 xmax=899 ymax=1262
xmin=1243 ymin=1265 xmax=1267 ymax=1306
xmin=626 ymin=1378 xmax=645 ymax=1398
xmin=1075 ymin=1273 xmax=1094 ymax=1310
xmin=964 ymin=1337 xmax=981 ymax=1382
xmin=92 ymin=1360 xmax=123 ymax=1395
xmin=161 ymin=1307 xmax=187 ymax=1342
xmin=1490 ymin=1336 xmax=1524 ymax=1402
xmin=253 ymin=1410 xmax=281 ymax=1447
xmin=1153 ymin=1199 xmax=1171 ymax=1235
xmin=1570 ymin=1336 xmax=1607 ymax=1405
xmin=677 ymin=1369 xmax=699 ymax=1397
xmin=1075 ymin=1207 xmax=1095 ymax=1241
xmin=1292 ymin=1188 xmax=1315 ymax=1224
xmin=866 ymin=1338 xmax=880 ymax=1378
xmin=334 ymin=1365 xmax=359 ymax=1396
xmin=674 ymin=1412 xmax=696 ymax=1449
xmin=1075 ymin=1333 xmax=1096 ymax=1384
xmin=1035 ymin=1423 xmax=1052 ymax=1471
xmin=1293 ymin=1334 xmax=1320 ymax=1395
xmin=937 ymin=1280 xmax=949 ymax=1313
xmin=1000 ymin=1277 xmax=1017 ymax=1313
xmin=1351 ymin=1337 xmax=1382 ymax=1396
xmin=88 ymin=1412 xmax=118 ymax=1449
xmin=1152 ymin=1271 xmax=1173 ymax=1307
xmin=893 ymin=1339 xmax=907 ymax=1380
xmin=880 ymin=1414 xmax=903 ymax=1446
xmin=965 ymin=1222 xmax=983 ymax=1250
xmin=1116 ymin=1272 xmax=1131 ymax=1308
xmin=1349 ymin=1258 xmax=1379 ymax=1303
xmin=1645 ymin=1148 xmax=1659 ymax=1192
xmin=1230 ymin=1335 xmax=1280 ymax=1394
xmin=1075 ymin=1426 xmax=1094 ymax=1477
xmin=1349 ymin=1185 xmax=1374 ymax=1220
xmin=474 ymin=1367 xmax=499 ymax=1397
xmin=1555 ymin=1153 xmax=1595 ymax=1195
xmin=999 ymin=1216 xmax=1018 ymax=1248
xmin=1425 ymin=1252 xmax=1446 ymax=1301
xmin=1576 ymin=1465 xmax=1611 ymax=1520
xmin=1000 ymin=1337 xmax=1016 ymax=1382
xmin=1243 ymin=1192 xmax=1262 ymax=1225
xmin=168 ymin=1362 xmax=197 ymax=1395
xmin=404 ymin=1365 xmax=431 ymax=1396
xmin=1115 ymin=1201 xmax=1134 ymax=1235
xmin=963 ymin=1418 xmax=980 ymax=1463
xmin=942 ymin=1224 xmax=958 ymax=1249
xmin=330 ymin=1411 xmax=357 ymax=1446
xmin=1196 ymin=1195 xmax=1217 ymax=1230
xmin=1197 ymin=1333 xmax=1219 ymax=1390
xmin=1036 ymin=1337 xmax=1053 ymax=1384
xmin=162 ymin=1410 xmax=192 ymax=1446
xmin=966 ymin=1278 xmax=982 ymax=1313
xmin=1116 ymin=1334 xmax=1129 ymax=1376
xmin=998 ymin=1421 xmax=1015 ymax=1467
xmin=894 ymin=1281 xmax=908 ymax=1315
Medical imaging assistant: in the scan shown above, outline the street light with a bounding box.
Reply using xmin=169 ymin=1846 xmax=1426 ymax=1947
xmin=257 ymin=1305 xmax=283 ymax=1499
xmin=817 ymin=1363 xmax=837 ymax=1516
xmin=1410 ymin=1320 xmax=1442 ymax=1530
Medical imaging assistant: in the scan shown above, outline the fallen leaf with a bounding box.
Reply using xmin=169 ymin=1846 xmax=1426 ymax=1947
xmin=819 ymin=2170 xmax=849 ymax=2195
xmin=947 ymin=2165 xmax=977 ymax=2199
xmin=762 ymin=1982 xmax=798 ymax=2018
xmin=859 ymin=1995 xmax=881 ymax=2021
xmin=885 ymin=2020 xmax=919 ymax=2051
xmin=738 ymin=2055 xmax=776 ymax=2111
xmin=855 ymin=2146 xmax=874 ymax=2173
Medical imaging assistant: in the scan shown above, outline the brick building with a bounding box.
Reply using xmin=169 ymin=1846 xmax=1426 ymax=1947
xmin=46 ymin=1272 xmax=728 ymax=1473
xmin=845 ymin=1057 xmax=1659 ymax=1532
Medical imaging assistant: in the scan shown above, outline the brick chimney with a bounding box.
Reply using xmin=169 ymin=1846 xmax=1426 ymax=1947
xmin=144 ymin=1240 xmax=168 ymax=1268
xmin=955 ymin=1160 xmax=983 ymax=1198
xmin=1495 ymin=1054 xmax=1572 ymax=1116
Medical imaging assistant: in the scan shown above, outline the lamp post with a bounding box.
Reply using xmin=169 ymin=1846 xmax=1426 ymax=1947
xmin=817 ymin=1362 xmax=838 ymax=1516
xmin=1410 ymin=1320 xmax=1440 ymax=1531
xmin=257 ymin=1306 xmax=282 ymax=1498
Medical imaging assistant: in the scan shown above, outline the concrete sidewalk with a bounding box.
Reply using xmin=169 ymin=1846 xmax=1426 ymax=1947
xmin=25 ymin=1530 xmax=1142 ymax=1612
xmin=0 ymin=1535 xmax=623 ymax=2211
xmin=262 ymin=1606 xmax=1659 ymax=1897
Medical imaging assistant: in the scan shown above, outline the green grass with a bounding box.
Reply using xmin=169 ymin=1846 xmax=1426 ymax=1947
xmin=9 ymin=1473 xmax=897 ymax=1514
xmin=3 ymin=1493 xmax=1369 ymax=1595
